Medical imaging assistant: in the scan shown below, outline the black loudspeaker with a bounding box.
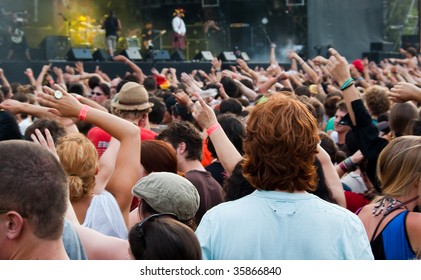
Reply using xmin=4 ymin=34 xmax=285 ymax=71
xmin=230 ymin=23 xmax=253 ymax=54
xmin=67 ymin=48 xmax=93 ymax=61
xmin=40 ymin=36 xmax=70 ymax=60
xmin=121 ymin=47 xmax=142 ymax=60
xmin=362 ymin=51 xmax=402 ymax=64
xmin=240 ymin=52 xmax=250 ymax=61
xmin=93 ymin=49 xmax=111 ymax=61
xmin=194 ymin=51 xmax=214 ymax=61
xmin=218 ymin=51 xmax=237 ymax=62
xmin=153 ymin=50 xmax=171 ymax=61
xmin=370 ymin=42 xmax=394 ymax=52
xmin=401 ymin=35 xmax=420 ymax=51
xmin=187 ymin=39 xmax=207 ymax=60
xmin=171 ymin=49 xmax=186 ymax=61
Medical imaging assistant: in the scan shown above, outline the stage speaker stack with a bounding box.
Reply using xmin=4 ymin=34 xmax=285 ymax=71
xmin=218 ymin=51 xmax=237 ymax=62
xmin=362 ymin=41 xmax=401 ymax=64
xmin=153 ymin=50 xmax=171 ymax=61
xmin=41 ymin=36 xmax=70 ymax=60
xmin=93 ymin=49 xmax=111 ymax=61
xmin=120 ymin=47 xmax=142 ymax=61
xmin=171 ymin=49 xmax=186 ymax=61
xmin=194 ymin=51 xmax=214 ymax=61
xmin=67 ymin=47 xmax=93 ymax=61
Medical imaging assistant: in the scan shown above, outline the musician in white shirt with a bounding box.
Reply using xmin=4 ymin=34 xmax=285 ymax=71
xmin=172 ymin=8 xmax=186 ymax=51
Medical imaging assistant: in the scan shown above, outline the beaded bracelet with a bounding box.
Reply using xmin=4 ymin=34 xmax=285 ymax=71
xmin=78 ymin=105 xmax=90 ymax=121
xmin=206 ymin=123 xmax=221 ymax=136
xmin=340 ymin=78 xmax=354 ymax=91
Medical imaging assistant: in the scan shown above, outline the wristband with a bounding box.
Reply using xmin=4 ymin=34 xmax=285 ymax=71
xmin=343 ymin=157 xmax=358 ymax=172
xmin=339 ymin=162 xmax=348 ymax=173
xmin=247 ymin=69 xmax=253 ymax=74
xmin=341 ymin=81 xmax=355 ymax=91
xmin=232 ymin=73 xmax=237 ymax=79
xmin=206 ymin=123 xmax=221 ymax=136
xmin=340 ymin=78 xmax=354 ymax=91
xmin=78 ymin=105 xmax=90 ymax=121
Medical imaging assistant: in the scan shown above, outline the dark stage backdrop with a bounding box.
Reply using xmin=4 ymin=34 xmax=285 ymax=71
xmin=307 ymin=0 xmax=383 ymax=60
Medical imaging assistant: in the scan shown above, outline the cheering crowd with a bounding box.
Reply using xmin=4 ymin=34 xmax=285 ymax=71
xmin=1 ymin=44 xmax=421 ymax=260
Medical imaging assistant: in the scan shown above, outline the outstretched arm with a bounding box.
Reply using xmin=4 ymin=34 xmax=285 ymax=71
xmin=191 ymin=92 xmax=242 ymax=176
xmin=38 ymin=85 xmax=141 ymax=227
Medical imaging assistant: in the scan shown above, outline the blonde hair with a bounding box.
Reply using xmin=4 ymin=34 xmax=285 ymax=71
xmin=377 ymin=136 xmax=421 ymax=197
xmin=56 ymin=133 xmax=98 ymax=202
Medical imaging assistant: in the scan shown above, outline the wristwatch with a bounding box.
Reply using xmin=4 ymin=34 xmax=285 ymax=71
xmin=53 ymin=90 xmax=63 ymax=100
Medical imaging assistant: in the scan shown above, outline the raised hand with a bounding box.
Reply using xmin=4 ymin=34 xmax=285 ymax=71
xmin=37 ymin=84 xmax=82 ymax=118
xmin=325 ymin=48 xmax=352 ymax=86
xmin=390 ymin=82 xmax=421 ymax=103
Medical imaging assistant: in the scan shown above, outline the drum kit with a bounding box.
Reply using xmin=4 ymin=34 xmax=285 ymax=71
xmin=68 ymin=15 xmax=105 ymax=49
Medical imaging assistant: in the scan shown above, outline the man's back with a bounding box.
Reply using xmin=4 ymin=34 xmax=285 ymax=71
xmin=185 ymin=169 xmax=224 ymax=225
xmin=196 ymin=190 xmax=373 ymax=260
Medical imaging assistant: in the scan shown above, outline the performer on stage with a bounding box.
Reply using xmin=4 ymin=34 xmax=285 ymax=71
xmin=172 ymin=8 xmax=186 ymax=52
xmin=141 ymin=21 xmax=153 ymax=50
xmin=6 ymin=11 xmax=30 ymax=60
xmin=102 ymin=10 xmax=122 ymax=58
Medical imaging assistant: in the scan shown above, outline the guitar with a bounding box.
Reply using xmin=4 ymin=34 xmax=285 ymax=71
xmin=10 ymin=28 xmax=24 ymax=44
xmin=142 ymin=30 xmax=166 ymax=49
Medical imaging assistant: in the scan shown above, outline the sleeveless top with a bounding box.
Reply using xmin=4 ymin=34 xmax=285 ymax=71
xmin=82 ymin=190 xmax=128 ymax=239
xmin=370 ymin=211 xmax=416 ymax=260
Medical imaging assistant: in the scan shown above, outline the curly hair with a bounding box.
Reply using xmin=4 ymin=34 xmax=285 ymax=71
xmin=242 ymin=94 xmax=320 ymax=192
xmin=363 ymin=85 xmax=390 ymax=117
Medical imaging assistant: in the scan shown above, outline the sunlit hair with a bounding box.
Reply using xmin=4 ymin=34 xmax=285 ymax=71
xmin=56 ymin=133 xmax=98 ymax=202
xmin=377 ymin=136 xmax=421 ymax=197
xmin=363 ymin=85 xmax=390 ymax=117
xmin=141 ymin=140 xmax=178 ymax=174
xmin=242 ymin=94 xmax=320 ymax=192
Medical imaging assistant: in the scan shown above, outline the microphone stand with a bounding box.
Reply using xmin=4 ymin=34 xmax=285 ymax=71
xmin=58 ymin=13 xmax=71 ymax=40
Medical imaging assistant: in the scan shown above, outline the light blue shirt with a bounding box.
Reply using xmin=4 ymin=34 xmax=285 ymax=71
xmin=196 ymin=190 xmax=374 ymax=260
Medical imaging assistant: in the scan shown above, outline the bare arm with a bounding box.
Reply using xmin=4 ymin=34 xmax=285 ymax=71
xmin=24 ymin=68 xmax=36 ymax=87
xmin=38 ymin=85 xmax=141 ymax=227
xmin=191 ymin=92 xmax=242 ymax=176
xmin=317 ymin=145 xmax=347 ymax=208
xmin=36 ymin=63 xmax=52 ymax=92
xmin=113 ymin=55 xmax=144 ymax=83
xmin=0 ymin=68 xmax=11 ymax=89
xmin=289 ymin=50 xmax=318 ymax=84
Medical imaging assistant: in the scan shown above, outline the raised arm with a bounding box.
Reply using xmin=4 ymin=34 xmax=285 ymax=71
xmin=0 ymin=68 xmax=11 ymax=89
xmin=288 ymin=50 xmax=318 ymax=84
xmin=38 ymin=85 xmax=141 ymax=227
xmin=317 ymin=144 xmax=347 ymax=208
xmin=390 ymin=82 xmax=421 ymax=103
xmin=113 ymin=55 xmax=144 ymax=83
xmin=191 ymin=92 xmax=242 ymax=176
xmin=36 ymin=63 xmax=52 ymax=92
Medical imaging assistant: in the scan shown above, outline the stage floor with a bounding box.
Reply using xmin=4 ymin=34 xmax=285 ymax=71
xmin=0 ymin=59 xmax=274 ymax=85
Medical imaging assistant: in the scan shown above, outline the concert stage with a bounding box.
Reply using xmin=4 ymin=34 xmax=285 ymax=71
xmin=0 ymin=59 xmax=273 ymax=85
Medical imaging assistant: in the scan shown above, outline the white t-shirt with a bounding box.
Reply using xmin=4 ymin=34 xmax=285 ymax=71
xmin=82 ymin=190 xmax=128 ymax=239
